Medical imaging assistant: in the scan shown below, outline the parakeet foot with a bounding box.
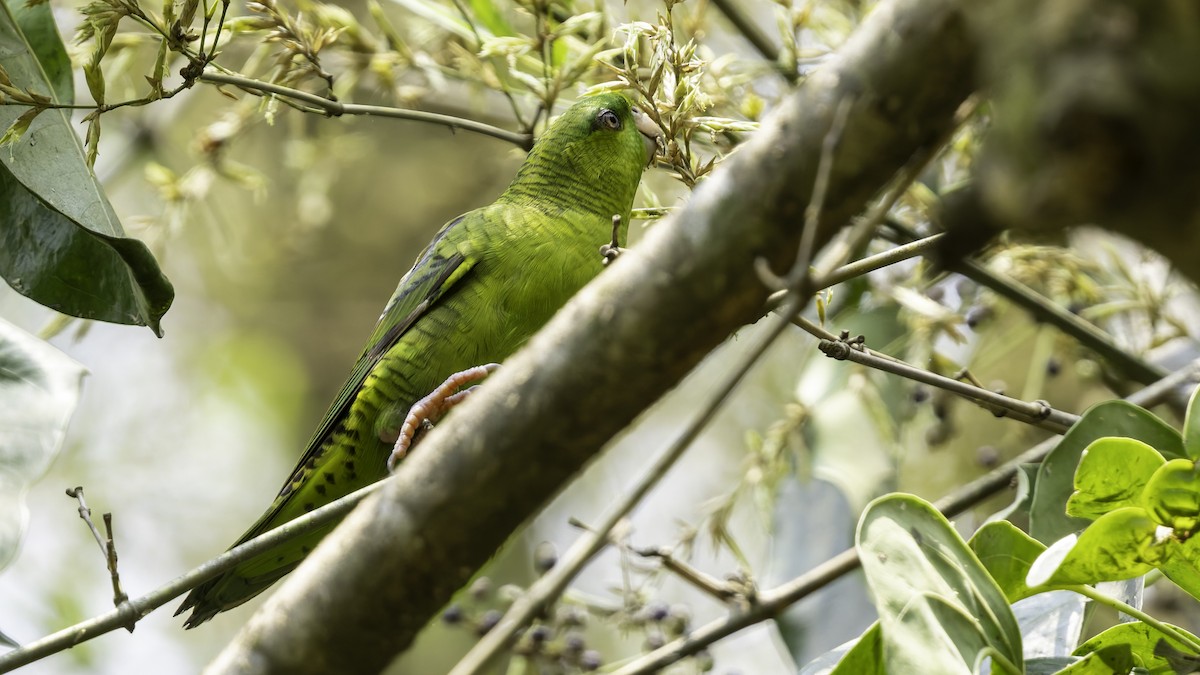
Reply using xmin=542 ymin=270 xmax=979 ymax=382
xmin=600 ymin=214 xmax=623 ymax=266
xmin=386 ymin=363 xmax=501 ymax=472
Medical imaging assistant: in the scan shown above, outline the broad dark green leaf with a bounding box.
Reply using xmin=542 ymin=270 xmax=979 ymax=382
xmin=1031 ymin=401 xmax=1183 ymax=545
xmin=857 ymin=494 xmax=1023 ymax=673
xmin=6 ymin=0 xmax=71 ymax=104
xmin=1067 ymin=437 xmax=1165 ymax=520
xmin=0 ymin=317 xmax=85 ymax=572
xmin=0 ymin=1 xmax=173 ymax=334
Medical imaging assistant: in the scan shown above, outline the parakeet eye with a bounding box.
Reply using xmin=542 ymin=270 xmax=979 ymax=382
xmin=596 ymin=109 xmax=622 ymax=131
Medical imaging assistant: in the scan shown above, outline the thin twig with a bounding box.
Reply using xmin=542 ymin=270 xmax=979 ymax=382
xmin=198 ymin=71 xmax=533 ymax=148
xmin=630 ymin=546 xmax=742 ymax=604
xmin=65 ymin=487 xmax=107 ymax=560
xmin=708 ymin=0 xmax=794 ymax=82
xmin=814 ymin=329 xmax=1080 ymax=433
xmin=611 ymin=361 xmax=1200 ymax=675
xmin=0 ymin=481 xmax=386 ymax=673
xmin=63 ymin=488 xmax=134 ymax=632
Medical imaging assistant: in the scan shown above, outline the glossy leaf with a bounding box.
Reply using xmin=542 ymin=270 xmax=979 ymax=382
xmin=1184 ymin=384 xmax=1200 ymax=460
xmin=969 ymin=520 xmax=1046 ymax=603
xmin=857 ymin=494 xmax=1023 ymax=673
xmin=1074 ymin=621 xmax=1200 ymax=673
xmin=0 ymin=0 xmax=173 ymax=334
xmin=1067 ymin=437 xmax=1165 ymax=520
xmin=1160 ymin=531 xmax=1200 ymax=602
xmin=1045 ymin=645 xmax=1132 ymax=674
xmin=1027 ymin=508 xmax=1164 ymax=587
xmin=0 ymin=317 xmax=86 ymax=572
xmin=803 ymin=623 xmax=883 ymax=675
xmin=1031 ymin=401 xmax=1183 ymax=545
xmin=1141 ymin=458 xmax=1200 ymax=532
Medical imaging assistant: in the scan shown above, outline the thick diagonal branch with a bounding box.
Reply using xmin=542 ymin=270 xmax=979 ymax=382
xmin=203 ymin=0 xmax=977 ymax=673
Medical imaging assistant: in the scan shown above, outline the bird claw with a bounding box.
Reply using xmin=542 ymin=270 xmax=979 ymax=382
xmin=386 ymin=363 xmax=501 ymax=472
xmin=600 ymin=214 xmax=623 ymax=266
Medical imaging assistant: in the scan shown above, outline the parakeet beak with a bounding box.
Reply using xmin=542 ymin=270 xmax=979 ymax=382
xmin=633 ymin=107 xmax=662 ymax=167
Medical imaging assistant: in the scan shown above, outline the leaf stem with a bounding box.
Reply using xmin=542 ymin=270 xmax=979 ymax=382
xmin=1072 ymin=584 xmax=1200 ymax=654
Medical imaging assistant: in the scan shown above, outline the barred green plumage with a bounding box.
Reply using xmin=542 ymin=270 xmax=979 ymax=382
xmin=177 ymin=93 xmax=659 ymax=627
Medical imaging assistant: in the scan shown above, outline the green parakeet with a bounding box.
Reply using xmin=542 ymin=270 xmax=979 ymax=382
xmin=177 ymin=93 xmax=659 ymax=627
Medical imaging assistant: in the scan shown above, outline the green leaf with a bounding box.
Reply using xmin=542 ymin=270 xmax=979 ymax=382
xmin=1141 ymin=458 xmax=1200 ymax=532
xmin=856 ymin=494 xmax=1023 ymax=673
xmin=1067 ymin=437 xmax=1166 ymax=520
xmin=1031 ymin=400 xmax=1184 ymax=545
xmin=1184 ymin=384 xmax=1200 ymax=460
xmin=0 ymin=1 xmax=173 ymax=334
xmin=1160 ymin=526 xmax=1200 ymax=601
xmin=1075 ymin=621 xmax=1200 ymax=673
xmin=0 ymin=317 xmax=86 ymax=572
xmin=6 ymin=0 xmax=71 ymax=104
xmin=1027 ymin=508 xmax=1164 ymax=587
xmin=969 ymin=520 xmax=1046 ymax=602
xmin=1043 ymin=645 xmax=1133 ymax=674
xmin=827 ymin=623 xmax=883 ymax=675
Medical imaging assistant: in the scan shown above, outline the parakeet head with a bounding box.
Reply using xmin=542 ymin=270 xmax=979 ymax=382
xmin=501 ymin=94 xmax=660 ymax=221
xmin=540 ymin=93 xmax=661 ymax=168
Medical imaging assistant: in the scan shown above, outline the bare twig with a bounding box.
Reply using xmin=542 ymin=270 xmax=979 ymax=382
xmin=611 ymin=361 xmax=1200 ymax=675
xmin=198 ymin=71 xmax=533 ymax=148
xmin=64 ymin=487 xmax=106 ymax=559
xmin=631 ymin=546 xmax=744 ymax=604
xmin=0 ymin=482 xmax=385 ymax=673
xmin=63 ymin=488 xmax=134 ymax=632
xmin=815 ymin=329 xmax=1081 ymax=433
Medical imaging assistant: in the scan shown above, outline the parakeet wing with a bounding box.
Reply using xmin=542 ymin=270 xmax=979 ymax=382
xmin=301 ymin=216 xmax=474 ymax=477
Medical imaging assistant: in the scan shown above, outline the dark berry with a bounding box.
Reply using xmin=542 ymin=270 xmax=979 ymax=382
xmin=442 ymin=604 xmax=464 ymax=625
xmin=580 ymin=650 xmax=602 ymax=671
xmin=977 ymin=445 xmax=999 ymax=468
xmin=556 ymin=605 xmax=587 ymax=628
xmin=475 ymin=609 xmax=502 ymax=636
xmin=534 ymin=541 xmax=558 ymax=573
xmin=529 ymin=624 xmax=551 ymax=643
xmin=912 ymin=387 xmax=931 ymax=404
xmin=1046 ymin=357 xmax=1061 ymax=377
xmin=563 ymin=631 xmax=586 ymax=655
xmin=645 ymin=601 xmax=670 ymax=622
xmin=665 ymin=604 xmax=692 ymax=636
xmin=965 ymin=306 xmax=992 ymax=329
